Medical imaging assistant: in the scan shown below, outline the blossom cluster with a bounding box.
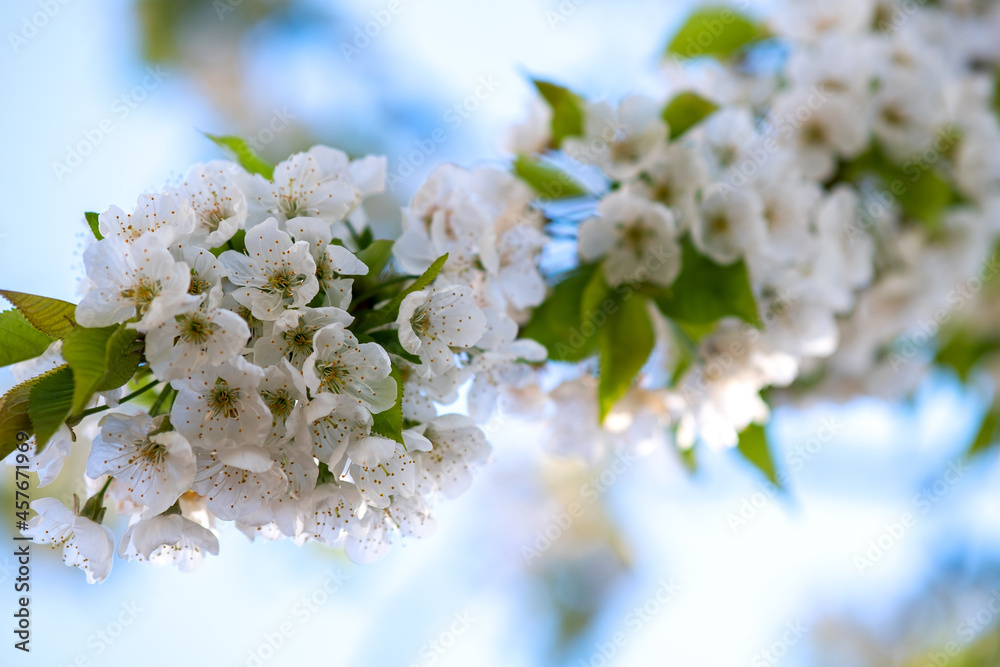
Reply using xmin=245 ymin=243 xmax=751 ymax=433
xmin=7 ymin=145 xmax=546 ymax=582
xmin=6 ymin=0 xmax=1000 ymax=582
xmin=498 ymin=0 xmax=1000 ymax=460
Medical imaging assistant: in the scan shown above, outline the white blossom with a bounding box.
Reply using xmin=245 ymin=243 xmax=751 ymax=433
xmin=396 ymin=285 xmax=487 ymax=376
xmin=220 ymin=217 xmax=319 ymax=321
xmin=22 ymin=498 xmax=115 ymax=584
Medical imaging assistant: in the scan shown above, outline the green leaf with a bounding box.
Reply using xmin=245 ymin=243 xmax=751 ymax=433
xmin=677 ymin=444 xmax=697 ymax=474
xmin=651 ymin=237 xmax=761 ymax=327
xmin=85 ymin=212 xmax=104 ymax=240
xmin=737 ymin=422 xmax=782 ymax=487
xmin=356 ymin=254 xmax=449 ymax=332
xmin=0 ymin=290 xmax=77 ymax=339
xmin=991 ymin=72 xmax=1000 ymax=126
xmin=513 ymin=155 xmax=588 ymax=199
xmin=353 ymin=239 xmax=397 ymax=296
xmin=841 ymin=143 xmax=956 ymax=233
xmin=371 ymin=364 xmax=404 ymax=445
xmin=100 ymin=325 xmax=143 ymax=390
xmin=969 ymin=409 xmax=1000 ymax=459
xmin=356 ymin=227 xmax=374 ymax=249
xmin=204 ymin=134 xmax=275 ymax=180
xmin=0 ymin=310 xmax=55 ymax=367
xmin=209 ymin=228 xmax=248 ymax=258
xmin=666 ymin=7 xmax=765 ymax=59
xmin=597 ymin=294 xmax=655 ymax=421
xmin=935 ymin=331 xmax=1000 ymax=381
xmin=63 ymin=324 xmax=142 ymax=415
xmin=662 ymin=91 xmax=719 ymax=140
xmin=666 ymin=319 xmax=699 ymax=387
xmin=27 ymin=365 xmax=75 ymax=451
xmin=520 ymin=263 xmax=601 ymax=362
xmin=532 ymin=79 xmax=585 ymax=147
xmin=228 ymin=228 xmax=247 ymax=253
xmin=357 ymin=240 xmax=395 ymax=278
xmin=0 ymin=371 xmax=45 ymax=460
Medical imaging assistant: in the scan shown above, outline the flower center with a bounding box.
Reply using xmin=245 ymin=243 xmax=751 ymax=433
xmin=708 ymin=211 xmax=730 ymax=236
xmin=177 ymin=313 xmax=215 ymax=345
xmin=202 ymin=206 xmax=228 ymax=232
xmin=136 ymin=440 xmax=167 ymax=466
xmin=315 ymin=256 xmax=333 ymax=286
xmin=316 ymin=361 xmax=349 ymax=394
xmin=121 ymin=276 xmax=161 ymax=316
xmin=277 ymin=184 xmax=306 ymax=218
xmin=410 ymin=310 xmax=432 ymax=339
xmin=266 ymin=267 xmax=305 ymax=297
xmin=281 ymin=317 xmax=318 ymax=359
xmin=237 ymin=305 xmax=263 ymax=338
xmin=188 ymin=269 xmax=213 ymax=296
xmin=262 ymin=388 xmax=294 ymax=423
xmin=207 ymin=379 xmax=241 ymax=420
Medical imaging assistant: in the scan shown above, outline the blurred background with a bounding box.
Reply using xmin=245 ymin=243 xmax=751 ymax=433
xmin=3 ymin=0 xmax=1000 ymax=665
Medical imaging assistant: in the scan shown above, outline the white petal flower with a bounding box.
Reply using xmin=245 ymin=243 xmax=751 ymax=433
xmin=253 ymin=306 xmax=353 ymax=369
xmin=564 ymin=96 xmax=667 ymax=181
xmin=396 ymin=285 xmax=487 ymax=376
xmin=411 ymin=415 xmax=490 ymax=499
xmin=579 ymin=191 xmax=681 ymax=287
xmin=118 ymin=513 xmax=219 ymax=572
xmin=257 ymin=359 xmax=310 ymax=445
xmin=220 ymin=217 xmax=319 ymax=321
xmin=303 ymin=324 xmax=397 ymax=414
xmin=98 ymin=192 xmax=196 ymax=246
xmin=622 ymin=142 xmax=709 ymax=231
xmin=690 ymin=184 xmax=767 ymax=265
xmin=393 ymin=164 xmax=500 ymax=278
xmin=173 ymin=244 xmax=229 ymax=301
xmin=286 ymin=217 xmax=369 ymax=301
xmin=167 ymin=160 xmax=247 ymax=248
xmin=78 ymin=234 xmax=198 ymax=330
xmin=170 ymin=356 xmax=271 ymax=448
xmin=697 ymin=107 xmax=759 ymax=178
xmin=4 ymin=428 xmax=72 ymax=487
xmin=22 ymin=498 xmax=114 ymax=584
xmin=145 ymin=296 xmax=251 ymax=381
xmin=502 ymin=96 xmax=553 ymax=154
xmin=191 ymin=449 xmax=288 ymax=520
xmin=272 ymin=437 xmax=319 ymax=499
xmin=243 ymin=146 xmax=384 ymax=228
xmin=298 ymin=398 xmax=371 ymax=468
xmin=299 ymin=483 xmax=363 ymax=546
xmin=388 ymin=494 xmax=436 ymax=539
xmin=348 ymin=436 xmax=416 ymax=509
xmin=86 ymin=414 xmax=196 ymax=518
xmin=494 ymin=223 xmax=548 ymax=310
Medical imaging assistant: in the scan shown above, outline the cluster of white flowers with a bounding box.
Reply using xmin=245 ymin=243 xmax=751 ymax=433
xmin=12 ymin=145 xmax=550 ymax=582
xmin=9 ymin=0 xmax=1000 ymax=582
xmin=499 ymin=0 xmax=1000 ymax=458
